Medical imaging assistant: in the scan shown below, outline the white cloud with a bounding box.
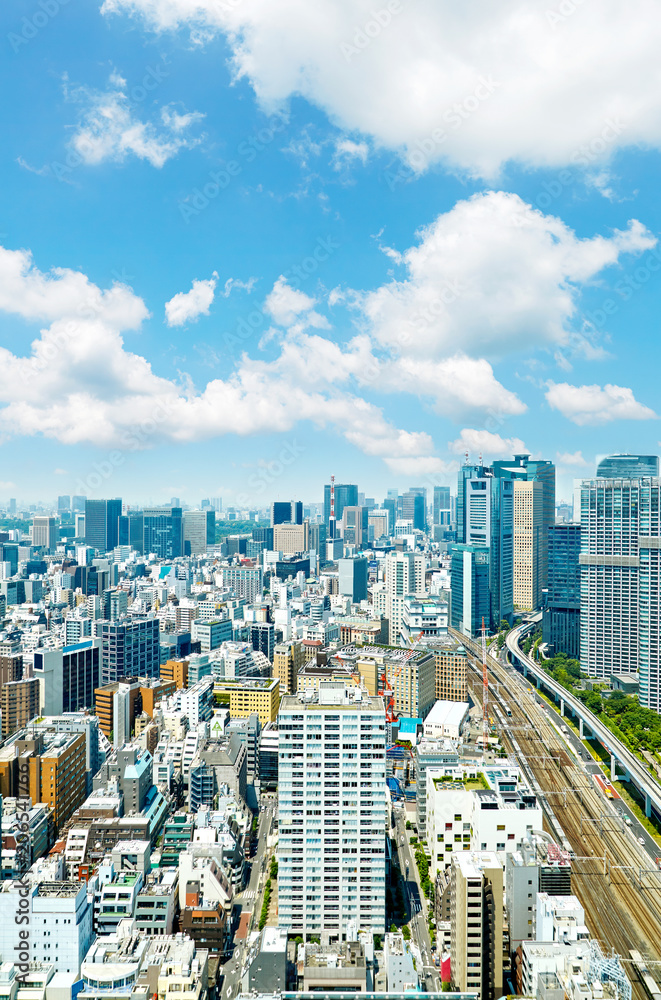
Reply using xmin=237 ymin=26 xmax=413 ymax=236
xmin=165 ymin=273 xmax=218 ymax=327
xmin=359 ymin=191 xmax=655 ymax=361
xmin=0 ymin=245 xmax=436 ymax=473
xmin=66 ymin=72 xmax=204 ymax=168
xmin=333 ymin=138 xmax=369 ymax=169
xmin=545 ymin=382 xmax=657 ymax=425
xmin=556 ymin=450 xmax=589 ymax=467
xmin=100 ymin=0 xmax=661 ymax=178
xmin=448 ymin=428 xmax=527 ymax=462
xmin=264 ymin=276 xmax=329 ymax=330
xmin=220 ymin=277 xmax=257 ymax=297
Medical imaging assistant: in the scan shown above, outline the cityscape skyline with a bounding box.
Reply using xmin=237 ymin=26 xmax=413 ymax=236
xmin=3 ymin=5 xmax=661 ymax=506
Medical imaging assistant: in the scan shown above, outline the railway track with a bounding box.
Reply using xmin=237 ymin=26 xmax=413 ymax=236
xmin=463 ymin=649 xmax=661 ymax=1000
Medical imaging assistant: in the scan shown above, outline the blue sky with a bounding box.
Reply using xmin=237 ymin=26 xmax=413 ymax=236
xmin=2 ymin=0 xmax=661 ymax=508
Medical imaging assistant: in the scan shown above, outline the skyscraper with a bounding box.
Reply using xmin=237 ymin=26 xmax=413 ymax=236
xmin=580 ymin=477 xmax=661 ymax=710
xmin=450 ymin=544 xmax=490 ymax=637
xmin=433 ymin=485 xmax=451 ymax=525
xmin=100 ymin=619 xmax=160 ymax=684
xmin=542 ymin=524 xmax=581 ymax=658
xmin=323 ymin=483 xmax=358 ymax=529
xmin=85 ymin=498 xmax=122 ymax=552
xmin=183 ymin=509 xmax=216 ymax=554
xmin=493 ymin=454 xmax=555 ymax=603
xmin=271 ymin=501 xmax=303 ymax=526
xmin=57 ymin=495 xmax=71 ymax=512
xmin=277 ymin=684 xmax=386 ymax=940
xmin=338 ymin=557 xmax=368 ymax=602
xmin=143 ymin=506 xmax=183 ymax=559
xmin=454 ymin=464 xmax=513 ymax=627
xmin=384 ymin=551 xmax=426 ymax=644
xmin=512 ymin=480 xmax=544 ymax=611
xmin=32 ymin=516 xmax=58 ymax=552
xmin=401 ymin=489 xmax=426 ymax=531
xmin=596 ymin=454 xmax=659 ymax=478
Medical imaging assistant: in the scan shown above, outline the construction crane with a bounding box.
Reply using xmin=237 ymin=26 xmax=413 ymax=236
xmin=481 ymin=617 xmax=489 ymax=750
xmin=380 ymin=661 xmax=406 ymax=723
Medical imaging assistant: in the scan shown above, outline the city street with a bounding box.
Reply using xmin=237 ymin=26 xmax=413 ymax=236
xmin=393 ymin=806 xmax=441 ymax=992
xmin=220 ymin=800 xmax=275 ymax=1000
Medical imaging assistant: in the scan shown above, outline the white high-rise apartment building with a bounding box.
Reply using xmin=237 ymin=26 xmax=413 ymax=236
xmin=512 ymin=480 xmax=544 ymax=611
xmin=277 ymin=683 xmax=387 ymax=941
xmin=384 ymin=551 xmax=426 ymax=645
xmin=580 ymin=477 xmax=661 ymax=710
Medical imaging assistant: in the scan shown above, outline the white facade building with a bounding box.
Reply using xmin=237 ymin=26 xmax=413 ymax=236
xmin=0 ymin=880 xmax=94 ymax=976
xmin=426 ymin=765 xmax=541 ymax=877
xmin=384 ymin=552 xmax=426 ymax=645
xmin=277 ymin=684 xmax=387 ymax=940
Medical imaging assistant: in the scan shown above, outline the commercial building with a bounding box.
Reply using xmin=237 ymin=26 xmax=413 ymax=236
xmin=32 ymin=516 xmax=58 ymax=552
xmin=2 ymin=730 xmax=88 ymax=830
xmin=250 ymin=622 xmax=275 ymax=662
xmin=433 ymin=486 xmax=452 ymax=526
xmin=100 ymin=618 xmax=160 ymax=683
xmin=596 ymin=454 xmax=659 ymax=478
xmin=215 ymin=677 xmax=280 ymax=725
xmin=512 ymin=480 xmax=544 ymax=611
xmin=85 ymin=498 xmax=122 ymax=553
xmin=161 ymin=659 xmax=189 ymax=690
xmin=426 ymin=764 xmax=541 ymax=877
xmin=183 ymin=509 xmax=216 ymax=555
xmin=338 ymin=558 xmax=368 ymax=603
xmin=143 ymin=506 xmax=183 ymax=558
xmin=0 ymin=879 xmax=94 ymax=975
xmin=423 ymin=700 xmax=469 ymax=740
xmin=222 ymin=565 xmax=264 ymax=603
xmin=414 ymin=737 xmax=460 ymax=839
xmin=273 ymin=522 xmax=309 ymax=555
xmin=192 ymin=618 xmax=233 ymax=653
xmin=493 ymin=454 xmax=556 ymax=605
xmin=323 ymin=483 xmax=358 ymax=532
xmin=450 ymin=545 xmax=490 ymax=638
xmin=401 ymin=595 xmax=448 ymax=642
xmin=95 ymin=679 xmax=142 ymax=744
xmin=271 ymin=501 xmax=303 ymax=526
xmin=1 ymin=677 xmax=40 ymax=736
xmin=273 ymin=641 xmax=305 ymax=695
xmin=505 ymin=838 xmax=572 ymax=953
xmin=450 ymin=851 xmax=504 ymax=1000
xmin=244 ymin=927 xmax=288 ymax=994
xmin=277 ymin=683 xmax=387 ymax=940
xmin=431 ymin=642 xmax=468 ymax=702
xmin=341 ymin=506 xmax=369 ymax=546
xmin=455 ymin=464 xmax=514 ymax=628
xmin=32 ymin=640 xmax=101 ymax=716
xmin=384 ymin=551 xmax=426 ymax=645
xmin=580 ymin=477 xmax=661 ymax=709
xmin=542 ymin=524 xmax=581 ymax=658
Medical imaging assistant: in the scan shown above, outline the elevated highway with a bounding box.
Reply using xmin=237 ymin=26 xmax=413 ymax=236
xmin=452 ymin=621 xmax=661 ymax=822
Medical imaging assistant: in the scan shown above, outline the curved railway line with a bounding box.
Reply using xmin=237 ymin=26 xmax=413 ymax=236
xmin=458 ymin=634 xmax=661 ymax=1000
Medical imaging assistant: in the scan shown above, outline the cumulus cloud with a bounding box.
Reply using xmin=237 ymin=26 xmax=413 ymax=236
xmin=0 ymin=245 xmax=435 ymax=474
xmin=165 ymin=273 xmax=218 ymax=327
xmin=545 ymin=382 xmax=657 ymax=425
xmin=66 ymin=71 xmax=204 ymax=168
xmin=100 ymin=0 xmax=661 ymax=178
xmin=448 ymin=428 xmax=527 ymax=462
xmin=359 ymin=191 xmax=655 ymax=361
xmin=264 ymin=276 xmax=329 ymax=330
